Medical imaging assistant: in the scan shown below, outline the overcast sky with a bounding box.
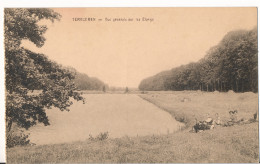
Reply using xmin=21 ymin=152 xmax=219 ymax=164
xmin=22 ymin=8 xmax=257 ymax=88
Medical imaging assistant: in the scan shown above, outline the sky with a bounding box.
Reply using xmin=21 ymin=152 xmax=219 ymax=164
xmin=22 ymin=8 xmax=257 ymax=88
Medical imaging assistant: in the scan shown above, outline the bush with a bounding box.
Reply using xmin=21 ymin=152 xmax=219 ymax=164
xmin=89 ymin=132 xmax=109 ymax=141
xmin=7 ymin=129 xmax=32 ymax=148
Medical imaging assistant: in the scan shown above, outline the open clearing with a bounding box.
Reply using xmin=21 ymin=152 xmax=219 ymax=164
xmin=7 ymin=91 xmax=259 ymax=163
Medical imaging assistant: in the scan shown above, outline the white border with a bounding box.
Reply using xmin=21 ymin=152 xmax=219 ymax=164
xmin=1 ymin=0 xmax=260 ymax=7
xmin=0 ymin=0 xmax=259 ymax=163
xmin=0 ymin=5 xmax=5 ymax=163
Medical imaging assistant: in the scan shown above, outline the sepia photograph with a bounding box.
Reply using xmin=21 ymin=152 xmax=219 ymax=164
xmin=4 ymin=7 xmax=258 ymax=163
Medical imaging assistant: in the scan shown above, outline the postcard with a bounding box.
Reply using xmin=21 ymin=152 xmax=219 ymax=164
xmin=3 ymin=7 xmax=259 ymax=163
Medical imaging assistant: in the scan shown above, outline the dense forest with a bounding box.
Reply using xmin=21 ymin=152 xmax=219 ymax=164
xmin=65 ymin=67 xmax=108 ymax=91
xmin=139 ymin=27 xmax=258 ymax=92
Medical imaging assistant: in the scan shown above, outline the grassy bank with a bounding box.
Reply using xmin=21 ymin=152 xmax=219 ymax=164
xmin=7 ymin=122 xmax=258 ymax=163
xmin=139 ymin=91 xmax=258 ymax=128
xmin=7 ymin=91 xmax=259 ymax=163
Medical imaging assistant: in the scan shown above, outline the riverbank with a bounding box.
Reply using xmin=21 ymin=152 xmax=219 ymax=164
xmin=139 ymin=91 xmax=258 ymax=129
xmin=7 ymin=91 xmax=259 ymax=163
xmin=138 ymin=91 xmax=258 ymax=162
xmin=7 ymin=122 xmax=258 ymax=163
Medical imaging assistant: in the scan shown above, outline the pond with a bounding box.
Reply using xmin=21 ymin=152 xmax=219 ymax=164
xmin=29 ymin=94 xmax=183 ymax=145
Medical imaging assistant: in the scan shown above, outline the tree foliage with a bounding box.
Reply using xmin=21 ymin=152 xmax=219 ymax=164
xmin=64 ymin=67 xmax=108 ymax=91
xmin=65 ymin=67 xmax=108 ymax=91
xmin=5 ymin=8 xmax=84 ymax=132
xmin=139 ymin=28 xmax=258 ymax=92
xmin=75 ymin=73 xmax=108 ymax=91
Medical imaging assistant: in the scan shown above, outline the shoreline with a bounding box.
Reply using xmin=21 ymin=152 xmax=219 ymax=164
xmin=138 ymin=94 xmax=189 ymax=130
xmin=7 ymin=92 xmax=259 ymax=163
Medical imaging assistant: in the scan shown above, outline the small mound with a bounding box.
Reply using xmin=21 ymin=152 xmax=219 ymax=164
xmin=227 ymin=90 xmax=235 ymax=94
xmin=243 ymin=92 xmax=257 ymax=97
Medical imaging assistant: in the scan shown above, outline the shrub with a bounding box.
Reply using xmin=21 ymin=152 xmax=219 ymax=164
xmin=7 ymin=129 xmax=32 ymax=148
xmin=89 ymin=132 xmax=109 ymax=141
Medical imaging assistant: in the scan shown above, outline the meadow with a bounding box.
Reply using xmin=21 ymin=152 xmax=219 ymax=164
xmin=139 ymin=90 xmax=258 ymax=127
xmin=7 ymin=91 xmax=259 ymax=163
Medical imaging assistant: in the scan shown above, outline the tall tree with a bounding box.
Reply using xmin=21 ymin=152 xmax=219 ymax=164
xmin=5 ymin=8 xmax=84 ymax=131
xmin=138 ymin=28 xmax=257 ymax=92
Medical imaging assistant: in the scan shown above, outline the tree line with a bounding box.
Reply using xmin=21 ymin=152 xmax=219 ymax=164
xmin=75 ymin=72 xmax=108 ymax=91
xmin=64 ymin=67 xmax=108 ymax=91
xmin=139 ymin=27 xmax=257 ymax=92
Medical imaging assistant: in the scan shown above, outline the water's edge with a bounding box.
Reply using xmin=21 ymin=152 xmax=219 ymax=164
xmin=138 ymin=94 xmax=187 ymax=130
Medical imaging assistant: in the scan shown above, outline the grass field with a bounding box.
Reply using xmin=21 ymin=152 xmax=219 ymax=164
xmin=7 ymin=122 xmax=258 ymax=163
xmin=139 ymin=91 xmax=258 ymax=128
xmin=7 ymin=91 xmax=259 ymax=163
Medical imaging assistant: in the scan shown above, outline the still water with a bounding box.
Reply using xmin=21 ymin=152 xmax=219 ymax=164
xmin=29 ymin=94 xmax=183 ymax=145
